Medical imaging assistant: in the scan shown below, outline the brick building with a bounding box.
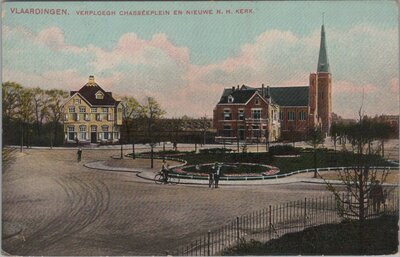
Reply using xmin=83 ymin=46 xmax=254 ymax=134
xmin=213 ymin=24 xmax=332 ymax=142
xmin=62 ymin=76 xmax=123 ymax=144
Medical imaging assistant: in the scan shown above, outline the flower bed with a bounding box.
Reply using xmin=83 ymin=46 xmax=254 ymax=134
xmin=172 ymin=163 xmax=280 ymax=177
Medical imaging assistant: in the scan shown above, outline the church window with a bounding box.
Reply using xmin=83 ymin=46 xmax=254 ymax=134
xmin=288 ymin=111 xmax=295 ymax=121
xmin=279 ymin=111 xmax=284 ymax=120
xmin=300 ymin=111 xmax=306 ymax=121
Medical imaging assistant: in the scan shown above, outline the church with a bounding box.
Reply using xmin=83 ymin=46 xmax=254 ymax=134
xmin=213 ymin=24 xmax=332 ymax=142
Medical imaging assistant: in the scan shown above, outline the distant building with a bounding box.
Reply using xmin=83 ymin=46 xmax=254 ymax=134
xmin=62 ymin=76 xmax=123 ymax=144
xmin=213 ymin=23 xmax=333 ymax=142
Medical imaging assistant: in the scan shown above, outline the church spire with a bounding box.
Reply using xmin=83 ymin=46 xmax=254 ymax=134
xmin=317 ymin=16 xmax=330 ymax=73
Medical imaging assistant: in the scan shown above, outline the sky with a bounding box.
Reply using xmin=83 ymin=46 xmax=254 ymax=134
xmin=2 ymin=1 xmax=399 ymax=118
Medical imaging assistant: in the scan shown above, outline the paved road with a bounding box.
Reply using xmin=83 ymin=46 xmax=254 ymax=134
xmin=0 ymin=149 xmax=361 ymax=255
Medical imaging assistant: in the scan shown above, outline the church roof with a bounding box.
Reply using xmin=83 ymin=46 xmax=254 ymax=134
xmin=317 ymin=25 xmax=330 ymax=73
xmin=267 ymin=86 xmax=309 ymax=106
xmin=218 ymin=85 xmax=309 ymax=107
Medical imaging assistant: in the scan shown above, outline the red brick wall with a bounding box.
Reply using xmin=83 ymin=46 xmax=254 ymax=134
xmin=279 ymin=107 xmax=309 ymax=132
xmin=213 ymin=93 xmax=270 ymax=138
xmin=317 ymin=72 xmax=332 ymax=134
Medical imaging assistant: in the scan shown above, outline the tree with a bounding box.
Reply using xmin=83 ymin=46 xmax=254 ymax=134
xmin=318 ymin=110 xmax=391 ymax=254
xmin=46 ymin=89 xmax=68 ymax=147
xmin=307 ymin=126 xmax=325 ymax=178
xmin=31 ymin=87 xmax=49 ymax=137
xmin=199 ymin=115 xmax=211 ymax=145
xmin=330 ymin=122 xmax=339 ymax=153
xmin=373 ymin=121 xmax=392 ymax=158
xmin=121 ymin=96 xmax=141 ymax=159
xmin=17 ymin=88 xmax=35 ymax=150
xmin=2 ymin=82 xmax=23 ymax=144
xmin=141 ymin=97 xmax=166 ymax=168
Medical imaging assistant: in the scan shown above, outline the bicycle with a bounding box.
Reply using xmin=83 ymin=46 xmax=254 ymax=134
xmin=154 ymin=171 xmax=180 ymax=185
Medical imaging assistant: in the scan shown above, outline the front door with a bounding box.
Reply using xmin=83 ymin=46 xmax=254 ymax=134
xmin=91 ymin=132 xmax=97 ymax=143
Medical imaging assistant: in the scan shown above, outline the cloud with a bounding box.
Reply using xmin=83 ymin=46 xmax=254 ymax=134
xmin=3 ymin=24 xmax=398 ymax=118
xmin=390 ymin=78 xmax=399 ymax=93
xmin=334 ymin=80 xmax=377 ymax=94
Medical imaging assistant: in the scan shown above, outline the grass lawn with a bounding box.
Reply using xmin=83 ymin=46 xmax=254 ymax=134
xmin=224 ymin=215 xmax=399 ymax=255
xmin=176 ymin=150 xmax=394 ymax=174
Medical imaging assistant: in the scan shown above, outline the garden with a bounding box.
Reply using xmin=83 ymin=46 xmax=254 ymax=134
xmin=138 ymin=144 xmax=395 ymax=178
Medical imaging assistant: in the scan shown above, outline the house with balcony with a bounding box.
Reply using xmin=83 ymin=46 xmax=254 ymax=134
xmin=62 ymin=75 xmax=123 ymax=144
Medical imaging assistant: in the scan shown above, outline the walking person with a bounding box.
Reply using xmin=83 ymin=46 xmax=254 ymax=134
xmin=77 ymin=148 xmax=82 ymax=162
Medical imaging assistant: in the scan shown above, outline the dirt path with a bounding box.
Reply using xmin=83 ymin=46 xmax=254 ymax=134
xmin=2 ymin=149 xmax=335 ymax=255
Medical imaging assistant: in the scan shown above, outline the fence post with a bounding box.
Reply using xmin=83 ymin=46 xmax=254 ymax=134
xmin=207 ymin=230 xmax=211 ymax=256
xmin=236 ymin=216 xmax=240 ymax=243
xmin=304 ymin=197 xmax=307 ymax=228
xmin=268 ymin=205 xmax=272 ymax=239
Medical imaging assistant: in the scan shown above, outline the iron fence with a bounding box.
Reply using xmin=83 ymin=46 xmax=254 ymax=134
xmin=170 ymin=188 xmax=399 ymax=256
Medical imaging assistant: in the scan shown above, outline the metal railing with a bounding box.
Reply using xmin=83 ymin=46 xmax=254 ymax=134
xmin=169 ymin=189 xmax=399 ymax=256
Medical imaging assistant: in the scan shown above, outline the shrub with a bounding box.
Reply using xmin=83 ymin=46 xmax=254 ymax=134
xmin=269 ymin=145 xmax=300 ymax=155
xmin=199 ymin=148 xmax=233 ymax=154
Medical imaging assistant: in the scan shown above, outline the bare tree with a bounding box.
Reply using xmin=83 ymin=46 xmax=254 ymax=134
xmin=141 ymin=97 xmax=166 ymax=168
xmin=17 ymin=88 xmax=35 ymax=151
xmin=31 ymin=87 xmax=49 ymax=137
xmin=318 ymin=108 xmax=391 ymax=254
xmin=120 ymin=96 xmax=141 ymax=159
xmin=46 ymin=89 xmax=68 ymax=148
xmin=307 ymin=126 xmax=325 ymax=178
xmin=199 ymin=115 xmax=211 ymax=145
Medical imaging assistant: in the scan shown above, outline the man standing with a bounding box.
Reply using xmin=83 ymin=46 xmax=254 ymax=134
xmin=215 ymin=163 xmax=221 ymax=188
xmin=370 ymin=180 xmax=384 ymax=213
xmin=77 ymin=148 xmax=82 ymax=162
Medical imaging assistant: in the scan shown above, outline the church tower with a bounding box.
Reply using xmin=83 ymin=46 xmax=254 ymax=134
xmin=309 ymin=21 xmax=332 ymax=134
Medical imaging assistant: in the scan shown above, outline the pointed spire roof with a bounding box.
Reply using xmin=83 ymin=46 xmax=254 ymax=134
xmin=317 ymin=24 xmax=330 ymax=73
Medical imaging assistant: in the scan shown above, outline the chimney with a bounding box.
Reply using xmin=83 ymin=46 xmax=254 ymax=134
xmin=88 ymin=75 xmax=95 ymax=85
xmin=237 ymin=85 xmax=239 ymax=90
xmin=266 ymin=86 xmax=271 ymax=99
xmin=261 ymin=84 xmax=265 ymax=98
xmin=231 ymin=86 xmax=235 ymax=92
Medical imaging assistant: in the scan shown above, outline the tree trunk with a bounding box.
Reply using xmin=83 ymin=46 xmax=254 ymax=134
xmin=313 ymin=147 xmax=317 ymax=178
xmin=150 ymin=145 xmax=154 ymax=169
xmin=381 ymin=140 xmax=385 ymax=157
xmin=132 ymin=143 xmax=135 ymax=159
xmin=20 ymin=122 xmax=24 ymax=152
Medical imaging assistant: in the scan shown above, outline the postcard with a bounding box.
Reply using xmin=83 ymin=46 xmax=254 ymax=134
xmin=2 ymin=1 xmax=399 ymax=256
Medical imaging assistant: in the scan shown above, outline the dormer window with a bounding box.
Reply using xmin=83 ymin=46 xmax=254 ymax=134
xmin=95 ymin=91 xmax=104 ymax=99
xmin=228 ymin=95 xmax=234 ymax=103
